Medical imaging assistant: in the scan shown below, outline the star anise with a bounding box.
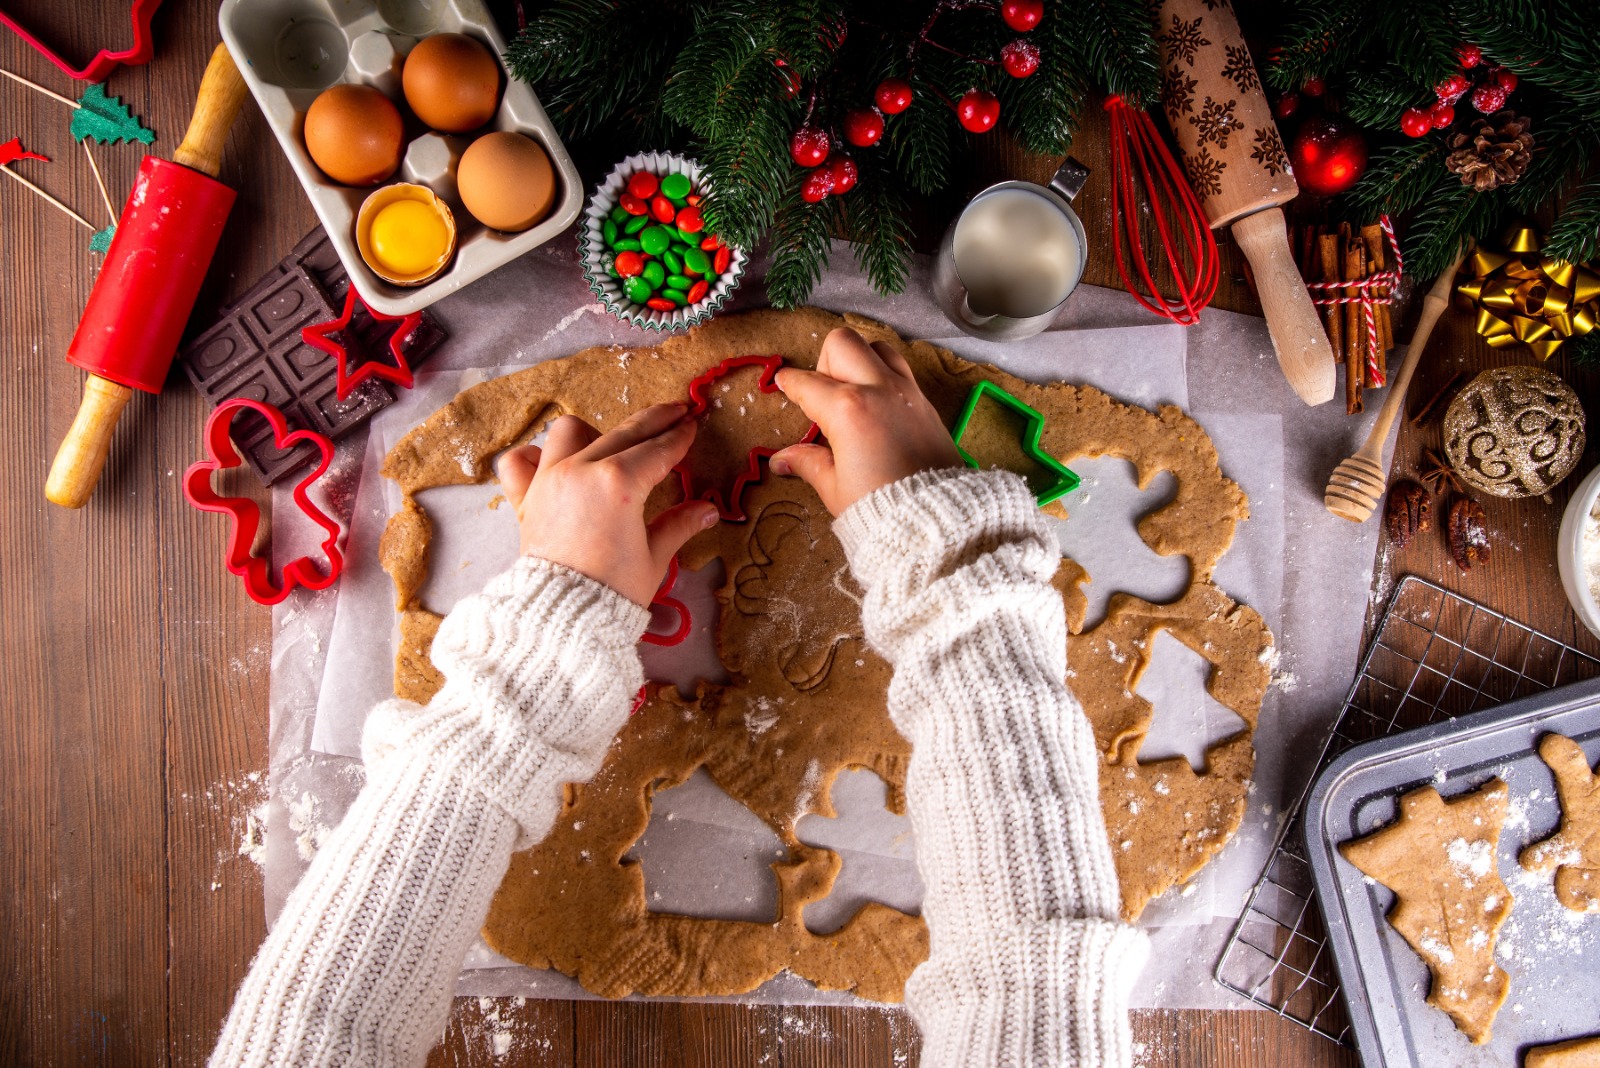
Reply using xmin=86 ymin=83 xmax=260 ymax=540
xmin=1384 ymin=480 xmax=1432 ymax=549
xmin=1418 ymin=448 xmax=1465 ymax=496
xmin=1447 ymin=496 xmax=1491 ymax=572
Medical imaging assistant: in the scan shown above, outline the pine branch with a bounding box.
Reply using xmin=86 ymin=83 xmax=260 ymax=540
xmin=1061 ymin=0 xmax=1160 ymax=108
xmin=1372 ymin=2 xmax=1458 ymax=91
xmin=1450 ymin=0 xmax=1600 ymax=111
xmin=1509 ymin=108 xmax=1600 ymax=213
xmin=1343 ymin=65 xmax=1428 ymax=129
xmin=1004 ymin=0 xmax=1091 ymax=155
xmin=765 ymin=193 xmax=840 ymax=308
xmin=1566 ymin=330 xmax=1600 ymax=367
xmin=890 ymin=74 xmax=955 ymax=196
xmin=1545 ymin=176 xmax=1600 ymax=266
xmin=841 ymin=168 xmax=912 ymax=296
xmin=1342 ymin=140 xmax=1447 ymax=222
xmin=1404 ymin=179 xmax=1499 ymax=280
xmin=1266 ymin=6 xmax=1379 ymax=88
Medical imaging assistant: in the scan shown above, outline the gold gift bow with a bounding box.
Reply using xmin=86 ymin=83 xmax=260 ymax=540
xmin=1457 ymin=226 xmax=1600 ymax=359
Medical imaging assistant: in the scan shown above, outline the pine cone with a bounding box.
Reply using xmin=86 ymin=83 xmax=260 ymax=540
xmin=1445 ymin=111 xmax=1533 ymax=192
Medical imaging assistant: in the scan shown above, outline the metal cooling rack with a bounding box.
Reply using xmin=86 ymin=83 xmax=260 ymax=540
xmin=1214 ymin=575 xmax=1600 ymax=1045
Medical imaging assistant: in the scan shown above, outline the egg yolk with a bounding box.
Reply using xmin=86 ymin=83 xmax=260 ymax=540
xmin=369 ymin=199 xmax=451 ymax=276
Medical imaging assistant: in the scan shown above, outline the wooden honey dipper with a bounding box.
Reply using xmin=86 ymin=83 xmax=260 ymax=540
xmin=1324 ymin=247 xmax=1469 ymax=522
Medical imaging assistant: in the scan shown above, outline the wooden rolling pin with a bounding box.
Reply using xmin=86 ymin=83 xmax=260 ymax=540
xmin=1156 ymin=0 xmax=1336 ymax=406
xmin=46 ymin=44 xmax=248 ymax=508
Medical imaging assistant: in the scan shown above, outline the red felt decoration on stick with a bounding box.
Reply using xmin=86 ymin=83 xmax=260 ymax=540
xmin=0 ymin=136 xmax=49 ymax=166
xmin=1103 ymin=96 xmax=1219 ymax=326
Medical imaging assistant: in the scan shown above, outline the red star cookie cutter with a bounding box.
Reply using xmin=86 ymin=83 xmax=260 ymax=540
xmin=182 ymin=398 xmax=345 ymax=606
xmin=301 ymin=286 xmax=426 ymax=401
xmin=0 ymin=0 xmax=162 ymax=82
xmin=673 ymin=355 xmax=819 ymax=523
xmin=642 ymin=556 xmax=691 ymax=647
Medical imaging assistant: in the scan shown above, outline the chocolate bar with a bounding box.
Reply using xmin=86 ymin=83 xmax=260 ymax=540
xmin=179 ymin=229 xmax=446 ymax=484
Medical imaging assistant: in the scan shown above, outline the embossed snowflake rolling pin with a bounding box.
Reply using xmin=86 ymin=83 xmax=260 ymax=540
xmin=1155 ymin=0 xmax=1336 ymax=405
xmin=1324 ymin=247 xmax=1470 ymax=522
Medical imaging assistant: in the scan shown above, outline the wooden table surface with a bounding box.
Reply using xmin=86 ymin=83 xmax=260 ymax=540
xmin=3 ymin=3 xmax=1595 ymax=1065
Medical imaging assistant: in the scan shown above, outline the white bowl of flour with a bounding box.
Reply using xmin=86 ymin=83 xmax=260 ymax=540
xmin=1558 ymin=462 xmax=1600 ymax=641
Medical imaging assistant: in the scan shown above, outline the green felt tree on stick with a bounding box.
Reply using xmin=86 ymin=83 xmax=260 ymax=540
xmin=507 ymin=0 xmax=1160 ymax=307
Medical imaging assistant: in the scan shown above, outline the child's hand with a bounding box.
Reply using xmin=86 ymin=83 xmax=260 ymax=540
xmin=771 ymin=328 xmax=963 ymax=516
xmin=496 ymin=403 xmax=719 ymax=607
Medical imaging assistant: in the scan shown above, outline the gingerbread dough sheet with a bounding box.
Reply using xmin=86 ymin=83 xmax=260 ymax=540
xmin=372 ymin=308 xmax=1271 ymax=999
xmin=275 ymin=255 xmax=1406 ymax=1014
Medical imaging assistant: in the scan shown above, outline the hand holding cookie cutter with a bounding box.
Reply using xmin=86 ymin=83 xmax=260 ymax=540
xmin=183 ymin=398 xmax=344 ymax=605
xmin=673 ymin=355 xmax=819 ymax=523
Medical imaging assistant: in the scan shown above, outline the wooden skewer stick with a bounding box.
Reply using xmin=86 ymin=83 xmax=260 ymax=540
xmin=0 ymin=65 xmax=79 ymax=110
xmin=81 ymin=141 xmax=116 ymax=223
xmin=1324 ymin=244 xmax=1472 ymax=523
xmin=0 ymin=164 xmax=94 ymax=230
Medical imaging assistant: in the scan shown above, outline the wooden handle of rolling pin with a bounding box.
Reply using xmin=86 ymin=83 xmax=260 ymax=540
xmin=174 ymin=44 xmax=248 ymax=179
xmin=44 ymin=44 xmax=247 ymax=509
xmin=45 ymin=378 xmax=134 ymax=508
xmin=1340 ymin=247 xmax=1470 ymax=480
xmin=1232 ymin=208 xmax=1338 ymax=405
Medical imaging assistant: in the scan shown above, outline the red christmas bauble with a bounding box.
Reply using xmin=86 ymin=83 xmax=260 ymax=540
xmin=827 ymin=154 xmax=858 ymax=194
xmin=1399 ymin=107 xmax=1433 ymax=138
xmin=956 ymin=89 xmax=1000 ymax=133
xmin=1471 ymin=82 xmax=1507 ymax=113
xmin=843 ymin=107 xmax=885 ymax=147
xmin=790 ymin=126 xmax=831 ymax=168
xmin=1290 ymin=113 xmax=1369 ymax=195
xmin=1000 ymin=0 xmax=1043 ymax=32
xmin=773 ymin=58 xmax=800 ymax=100
xmin=875 ymin=78 xmax=913 ymax=115
xmin=1429 ymin=100 xmax=1455 ymax=129
xmin=1000 ymin=39 xmax=1041 ymax=79
xmin=1456 ymin=42 xmax=1483 ymax=68
xmin=800 ymin=168 xmax=834 ymax=203
xmin=1435 ymin=73 xmax=1470 ymax=104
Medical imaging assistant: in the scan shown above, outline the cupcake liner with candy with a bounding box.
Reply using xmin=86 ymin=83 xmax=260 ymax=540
xmin=579 ymin=152 xmax=746 ymax=332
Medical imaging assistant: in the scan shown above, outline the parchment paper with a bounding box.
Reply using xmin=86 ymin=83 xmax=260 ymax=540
xmin=264 ymin=234 xmax=1388 ymax=1010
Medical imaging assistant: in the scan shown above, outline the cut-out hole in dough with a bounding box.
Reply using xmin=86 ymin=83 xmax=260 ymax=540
xmin=1134 ymin=631 xmax=1249 ymax=773
xmin=1052 ymin=457 xmax=1188 ymax=630
xmin=626 ymin=767 xmax=789 ymax=922
xmin=794 ymin=768 xmax=923 ymax=935
xmin=641 ymin=558 xmax=731 ymax=696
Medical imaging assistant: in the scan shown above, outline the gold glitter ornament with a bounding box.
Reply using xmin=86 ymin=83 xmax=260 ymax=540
xmin=1443 ymin=366 xmax=1585 ymax=499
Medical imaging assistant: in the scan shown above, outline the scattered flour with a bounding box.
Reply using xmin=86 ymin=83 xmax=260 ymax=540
xmin=1584 ymin=501 xmax=1600 ymax=607
xmin=288 ymin=792 xmax=330 ymax=862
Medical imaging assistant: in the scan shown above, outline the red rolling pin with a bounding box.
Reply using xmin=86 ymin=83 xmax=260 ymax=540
xmin=46 ymin=44 xmax=250 ymax=509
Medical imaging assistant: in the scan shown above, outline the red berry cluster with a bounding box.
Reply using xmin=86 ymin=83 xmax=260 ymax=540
xmin=789 ymin=127 xmax=858 ymax=203
xmin=1399 ymin=43 xmax=1519 ymax=138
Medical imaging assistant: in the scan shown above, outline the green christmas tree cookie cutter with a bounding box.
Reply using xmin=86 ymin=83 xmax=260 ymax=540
xmin=949 ymin=380 xmax=1080 ymax=506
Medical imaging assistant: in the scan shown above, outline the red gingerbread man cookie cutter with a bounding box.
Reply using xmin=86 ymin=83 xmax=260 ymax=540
xmin=673 ymin=355 xmax=819 ymax=523
xmin=183 ymin=398 xmax=345 ymax=606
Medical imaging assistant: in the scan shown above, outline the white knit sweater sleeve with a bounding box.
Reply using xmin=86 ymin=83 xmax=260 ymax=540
xmin=211 ymin=557 xmax=649 ymax=1068
xmin=834 ymin=468 xmax=1150 ymax=1068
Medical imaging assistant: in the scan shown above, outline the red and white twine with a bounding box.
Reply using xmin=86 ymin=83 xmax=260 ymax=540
xmin=1305 ymin=214 xmax=1401 ymax=387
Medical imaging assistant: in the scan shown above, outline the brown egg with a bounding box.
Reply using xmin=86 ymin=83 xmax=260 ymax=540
xmin=457 ymin=132 xmax=557 ymax=232
xmin=303 ymin=84 xmax=404 ymax=186
xmin=402 ymin=33 xmax=501 ymax=133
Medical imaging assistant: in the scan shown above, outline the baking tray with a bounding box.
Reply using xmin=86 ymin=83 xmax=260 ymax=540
xmin=219 ymin=0 xmax=584 ymax=317
xmin=1304 ymin=675 xmax=1600 ymax=1068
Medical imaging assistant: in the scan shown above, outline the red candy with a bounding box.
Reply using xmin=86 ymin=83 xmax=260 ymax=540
xmin=700 ymin=235 xmax=720 ymax=250
xmin=650 ymin=195 xmax=676 ymax=222
xmin=676 ymin=206 xmax=704 ymax=233
xmin=686 ymin=194 xmax=702 ymax=206
xmin=615 ymin=251 xmax=644 ymax=277
xmin=646 ymin=297 xmax=675 ymax=312
xmin=627 ymin=172 xmax=659 ymax=199
xmin=713 ymin=246 xmax=731 ymax=274
xmin=619 ymin=193 xmax=648 ymax=216
xmin=687 ymin=280 xmax=709 ymax=304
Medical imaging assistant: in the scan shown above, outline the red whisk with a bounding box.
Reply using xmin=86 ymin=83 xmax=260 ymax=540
xmin=1103 ymin=95 xmax=1220 ymax=326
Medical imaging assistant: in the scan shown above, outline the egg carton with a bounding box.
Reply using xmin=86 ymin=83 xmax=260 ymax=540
xmin=219 ymin=0 xmax=583 ymax=317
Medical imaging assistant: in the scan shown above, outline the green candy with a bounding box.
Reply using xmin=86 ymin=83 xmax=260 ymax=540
xmin=639 ymin=226 xmax=671 ymax=256
xmin=682 ymin=247 xmax=711 ymax=276
xmin=642 ymin=260 xmax=666 ymax=288
xmin=662 ymin=248 xmax=683 ymax=274
xmin=609 ymin=204 xmax=628 ymax=224
xmin=624 ymin=214 xmax=650 ymax=235
xmin=660 ymin=173 xmax=692 ymax=199
xmin=624 ymin=276 xmax=652 ymax=303
xmin=664 ymin=288 xmax=689 ymax=306
xmin=667 ymin=195 xmax=688 ymax=209
xmin=613 ymin=238 xmax=643 ymax=252
xmin=665 ymin=273 xmax=691 ymax=290
xmin=602 ymin=219 xmax=618 ymax=245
